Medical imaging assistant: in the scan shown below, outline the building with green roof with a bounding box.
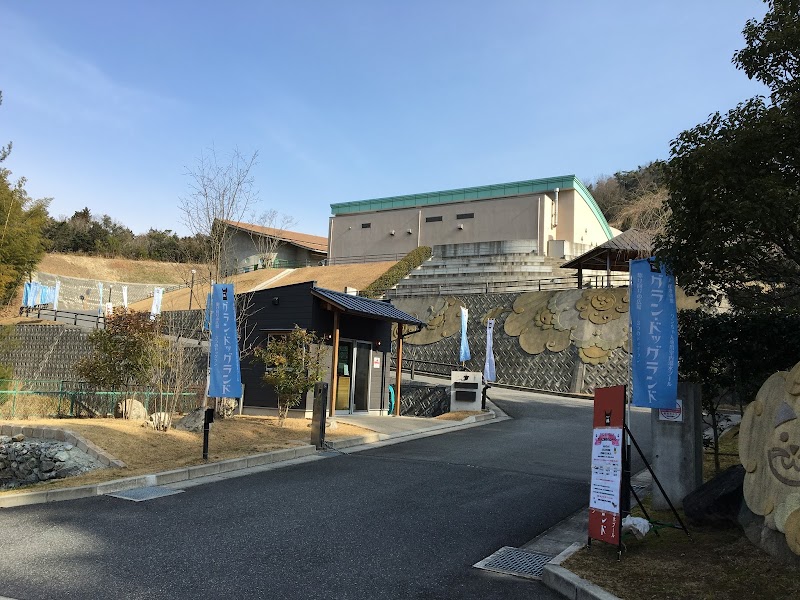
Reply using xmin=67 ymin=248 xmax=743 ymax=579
xmin=327 ymin=175 xmax=615 ymax=263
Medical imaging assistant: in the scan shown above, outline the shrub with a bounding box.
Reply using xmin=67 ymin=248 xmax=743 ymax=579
xmin=360 ymin=246 xmax=432 ymax=298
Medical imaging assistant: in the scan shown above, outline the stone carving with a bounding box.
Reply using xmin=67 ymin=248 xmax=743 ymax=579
xmin=739 ymin=360 xmax=800 ymax=556
xmin=503 ymin=288 xmax=630 ymax=364
xmin=114 ymin=399 xmax=148 ymax=421
xmin=392 ymin=296 xmax=464 ymax=345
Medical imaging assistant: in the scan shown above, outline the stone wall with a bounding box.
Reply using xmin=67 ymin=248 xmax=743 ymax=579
xmin=0 ymin=426 xmax=116 ymax=489
xmin=392 ymin=290 xmax=632 ymax=395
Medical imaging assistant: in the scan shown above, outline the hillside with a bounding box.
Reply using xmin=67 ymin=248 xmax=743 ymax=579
xmin=37 ymin=253 xmax=206 ymax=284
xmin=128 ymin=261 xmax=398 ymax=312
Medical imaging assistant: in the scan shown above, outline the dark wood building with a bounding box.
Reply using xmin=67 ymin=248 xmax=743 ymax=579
xmin=239 ymin=282 xmax=425 ymax=418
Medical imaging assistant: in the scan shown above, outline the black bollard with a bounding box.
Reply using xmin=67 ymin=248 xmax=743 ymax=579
xmin=202 ymin=407 xmax=214 ymax=460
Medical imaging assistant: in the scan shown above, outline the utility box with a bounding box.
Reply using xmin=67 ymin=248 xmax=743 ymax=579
xmin=450 ymin=371 xmax=483 ymax=412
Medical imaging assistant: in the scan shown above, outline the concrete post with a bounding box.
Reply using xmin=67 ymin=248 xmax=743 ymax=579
xmin=651 ymin=382 xmax=703 ymax=510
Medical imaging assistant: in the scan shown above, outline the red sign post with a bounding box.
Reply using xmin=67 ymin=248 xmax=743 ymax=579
xmin=588 ymin=385 xmax=626 ymax=550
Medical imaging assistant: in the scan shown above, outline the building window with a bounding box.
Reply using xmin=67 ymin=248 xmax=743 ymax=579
xmin=425 ymin=216 xmax=443 ymax=223
xmin=456 ymin=212 xmax=474 ymax=220
xmin=361 ymin=223 xmax=371 ymax=228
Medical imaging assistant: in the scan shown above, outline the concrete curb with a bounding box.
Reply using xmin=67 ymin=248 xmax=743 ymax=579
xmin=0 ymin=410 xmax=501 ymax=508
xmin=0 ymin=445 xmax=316 ymax=508
xmin=543 ymin=542 xmax=622 ymax=599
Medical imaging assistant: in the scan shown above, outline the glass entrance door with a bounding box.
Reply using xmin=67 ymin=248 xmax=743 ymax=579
xmin=353 ymin=342 xmax=372 ymax=412
xmin=335 ymin=340 xmax=372 ymax=414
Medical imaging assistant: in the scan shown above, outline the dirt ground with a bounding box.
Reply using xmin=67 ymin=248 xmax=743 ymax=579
xmin=0 ymin=415 xmax=370 ymax=495
xmin=127 ymin=261 xmax=398 ymax=311
xmin=38 ymin=253 xmax=206 ymax=284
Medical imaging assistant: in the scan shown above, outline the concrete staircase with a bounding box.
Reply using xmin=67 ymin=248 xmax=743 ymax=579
xmin=390 ymin=248 xmax=585 ymax=297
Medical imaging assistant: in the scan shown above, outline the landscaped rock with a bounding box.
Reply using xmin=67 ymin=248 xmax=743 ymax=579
xmin=174 ymin=407 xmax=206 ymax=432
xmin=683 ymin=464 xmax=745 ymax=526
xmin=11 ymin=434 xmax=24 ymax=442
xmin=114 ymin=398 xmax=148 ymax=421
xmin=148 ymin=412 xmax=172 ymax=431
xmin=0 ymin=438 xmax=103 ymax=490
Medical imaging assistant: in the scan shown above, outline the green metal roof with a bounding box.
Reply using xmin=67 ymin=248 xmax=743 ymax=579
xmin=330 ymin=175 xmax=613 ymax=239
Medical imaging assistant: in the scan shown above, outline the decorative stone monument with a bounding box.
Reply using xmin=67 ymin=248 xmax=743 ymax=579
xmin=739 ymin=360 xmax=800 ymax=559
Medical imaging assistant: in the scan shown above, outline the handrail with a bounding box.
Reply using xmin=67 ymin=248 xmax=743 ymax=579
xmin=387 ymin=273 xmax=630 ymax=297
xmin=18 ymin=306 xmax=107 ymax=329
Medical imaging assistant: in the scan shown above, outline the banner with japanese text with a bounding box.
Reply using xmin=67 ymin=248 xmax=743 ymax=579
xmin=483 ymin=318 xmax=496 ymax=382
xmin=588 ymin=386 xmax=625 ymax=547
xmin=208 ymin=283 xmax=242 ymax=398
xmin=459 ymin=306 xmax=471 ymax=362
xmin=630 ymin=258 xmax=678 ymax=409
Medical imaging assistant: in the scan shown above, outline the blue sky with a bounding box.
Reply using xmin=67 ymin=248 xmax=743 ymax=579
xmin=2 ymin=1 xmax=768 ymax=237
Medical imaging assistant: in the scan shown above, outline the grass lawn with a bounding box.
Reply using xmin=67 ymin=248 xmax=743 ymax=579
xmin=0 ymin=415 xmax=370 ymax=496
xmin=563 ymin=428 xmax=799 ymax=599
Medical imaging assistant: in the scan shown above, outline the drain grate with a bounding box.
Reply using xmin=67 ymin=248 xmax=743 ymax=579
xmin=473 ymin=546 xmax=554 ymax=580
xmin=106 ymin=486 xmax=184 ymax=502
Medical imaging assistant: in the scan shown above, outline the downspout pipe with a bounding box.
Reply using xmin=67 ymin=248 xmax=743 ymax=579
xmin=553 ymin=187 xmax=559 ymax=228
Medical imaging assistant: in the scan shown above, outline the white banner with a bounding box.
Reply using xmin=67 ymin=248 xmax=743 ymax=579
xmin=484 ymin=318 xmax=496 ymax=382
xmin=52 ymin=280 xmax=61 ymax=311
xmin=151 ymin=287 xmax=164 ymax=317
xmin=122 ymin=285 xmax=128 ymax=309
xmin=97 ymin=282 xmax=104 ymax=315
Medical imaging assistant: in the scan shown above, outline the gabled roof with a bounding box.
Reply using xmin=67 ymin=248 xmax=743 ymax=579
xmin=219 ymin=219 xmax=328 ymax=254
xmin=311 ymin=286 xmax=426 ymax=326
xmin=561 ymin=229 xmax=653 ymax=271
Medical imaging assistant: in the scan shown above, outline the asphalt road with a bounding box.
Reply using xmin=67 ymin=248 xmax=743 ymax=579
xmin=0 ymin=391 xmax=652 ymax=600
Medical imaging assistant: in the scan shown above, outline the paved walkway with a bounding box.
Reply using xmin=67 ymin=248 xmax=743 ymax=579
xmin=1 ymin=382 xmax=622 ymax=599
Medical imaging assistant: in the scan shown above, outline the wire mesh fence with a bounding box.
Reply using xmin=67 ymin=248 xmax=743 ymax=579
xmin=0 ymin=379 xmax=205 ymax=420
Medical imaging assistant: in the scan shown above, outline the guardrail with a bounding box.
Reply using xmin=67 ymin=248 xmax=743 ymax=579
xmin=387 ymin=273 xmax=630 ymax=297
xmin=19 ymin=306 xmax=107 ymax=329
xmin=324 ymin=253 xmax=406 ymax=265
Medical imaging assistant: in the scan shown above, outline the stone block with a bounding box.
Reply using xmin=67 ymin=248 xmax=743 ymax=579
xmin=109 ymin=459 xmax=126 ymax=469
xmin=0 ymin=424 xmax=11 ymax=436
xmin=30 ymin=427 xmax=44 ymax=440
xmin=53 ymin=429 xmax=66 ymax=442
xmin=217 ymin=458 xmax=249 ymax=472
xmin=577 ymin=581 xmax=622 ymax=600
xmin=0 ymin=490 xmax=50 ymax=508
xmin=188 ymin=462 xmax=222 ymax=478
xmin=541 ymin=565 xmax=579 ymax=600
xmin=95 ymin=453 xmax=111 ymax=466
xmin=97 ymin=477 xmax=150 ymax=495
xmin=63 ymin=432 xmax=79 ymax=446
xmin=154 ymin=468 xmax=189 ymax=485
xmin=76 ymin=440 xmax=89 ymax=453
xmin=41 ymin=428 xmax=57 ymax=440
xmin=47 ymin=485 xmax=98 ymax=503
xmin=246 ymin=454 xmax=270 ymax=468
xmin=21 ymin=427 xmax=34 ymax=438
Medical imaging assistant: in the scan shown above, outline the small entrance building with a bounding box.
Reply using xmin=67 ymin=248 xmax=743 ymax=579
xmin=239 ymin=282 xmax=425 ymax=417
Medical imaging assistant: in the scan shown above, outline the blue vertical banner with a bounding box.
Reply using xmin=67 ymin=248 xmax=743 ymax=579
xmin=208 ymin=283 xmax=243 ymax=398
xmin=630 ymin=258 xmax=678 ymax=408
xmin=484 ymin=318 xmax=496 ymax=382
xmin=459 ymin=305 xmax=471 ymax=362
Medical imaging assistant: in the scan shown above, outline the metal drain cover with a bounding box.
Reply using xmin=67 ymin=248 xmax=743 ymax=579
xmin=106 ymin=486 xmax=184 ymax=502
xmin=474 ymin=546 xmax=554 ymax=580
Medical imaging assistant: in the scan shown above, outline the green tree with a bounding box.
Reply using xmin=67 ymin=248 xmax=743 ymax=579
xmin=0 ymin=91 xmax=50 ymax=307
xmin=254 ymin=327 xmax=327 ymax=426
xmin=76 ymin=309 xmax=161 ymax=388
xmin=658 ymin=0 xmax=800 ymax=309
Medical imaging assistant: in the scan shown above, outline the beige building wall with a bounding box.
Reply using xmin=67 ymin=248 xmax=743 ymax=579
xmin=328 ymin=185 xmax=611 ymax=261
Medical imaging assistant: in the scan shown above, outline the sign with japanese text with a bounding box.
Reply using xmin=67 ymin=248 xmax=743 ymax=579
xmin=630 ymin=258 xmax=678 ymax=409
xmin=208 ymin=284 xmax=242 ymax=399
xmin=658 ymin=398 xmax=684 ymax=422
xmin=588 ymin=386 xmax=625 ymax=547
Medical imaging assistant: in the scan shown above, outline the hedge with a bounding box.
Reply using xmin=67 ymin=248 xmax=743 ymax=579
xmin=360 ymin=246 xmax=432 ymax=298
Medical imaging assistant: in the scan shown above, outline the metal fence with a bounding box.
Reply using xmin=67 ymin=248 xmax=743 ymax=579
xmin=0 ymin=379 xmax=204 ymax=420
xmin=387 ymin=273 xmax=630 ymax=297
